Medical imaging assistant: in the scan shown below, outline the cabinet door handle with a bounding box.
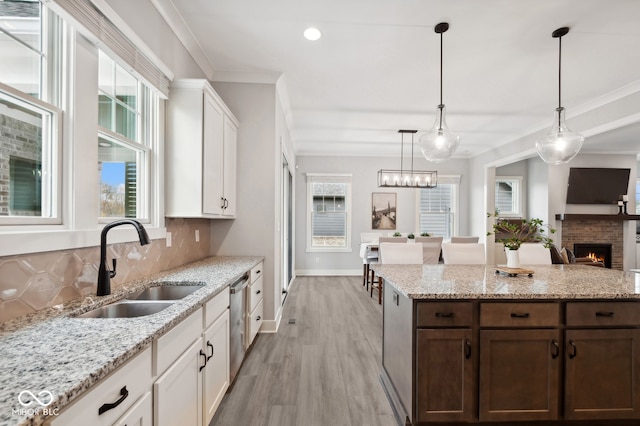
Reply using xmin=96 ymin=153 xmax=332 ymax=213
xmin=464 ymin=339 xmax=472 ymax=359
xmin=256 ymin=270 xmax=261 ymax=274
xmin=510 ymin=313 xmax=530 ymax=318
xmin=206 ymin=341 xmax=214 ymax=361
xmin=595 ymin=311 xmax=615 ymax=317
xmin=256 ymin=316 xmax=261 ymax=321
xmin=224 ymin=198 xmax=229 ymax=209
xmin=199 ymin=349 xmax=207 ymax=371
xmin=220 ymin=197 xmax=225 ymax=209
xmin=435 ymin=312 xmax=455 ymax=318
xmin=550 ymin=339 xmax=560 ymax=359
xmin=568 ymin=340 xmax=577 ymax=359
xmin=98 ymin=386 xmax=129 ymax=415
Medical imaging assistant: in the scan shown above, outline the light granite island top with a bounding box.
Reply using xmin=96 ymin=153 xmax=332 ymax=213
xmin=372 ymin=263 xmax=640 ymax=300
xmin=0 ymin=255 xmax=263 ymax=426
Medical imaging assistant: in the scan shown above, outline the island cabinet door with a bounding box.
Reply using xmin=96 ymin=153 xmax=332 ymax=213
xmin=415 ymin=328 xmax=474 ymax=423
xmin=564 ymin=328 xmax=640 ymax=420
xmin=479 ymin=329 xmax=560 ymax=422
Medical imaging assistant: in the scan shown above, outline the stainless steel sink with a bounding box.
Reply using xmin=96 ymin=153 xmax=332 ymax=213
xmin=130 ymin=285 xmax=204 ymax=301
xmin=76 ymin=300 xmax=174 ymax=319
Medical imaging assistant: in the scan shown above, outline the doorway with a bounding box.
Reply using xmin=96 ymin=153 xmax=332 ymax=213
xmin=281 ymin=153 xmax=293 ymax=305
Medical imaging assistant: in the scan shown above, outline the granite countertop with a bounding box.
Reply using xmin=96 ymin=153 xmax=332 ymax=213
xmin=373 ymin=264 xmax=640 ymax=300
xmin=0 ymin=255 xmax=263 ymax=426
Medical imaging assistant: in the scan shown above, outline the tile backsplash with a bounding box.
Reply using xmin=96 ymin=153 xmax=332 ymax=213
xmin=0 ymin=218 xmax=211 ymax=323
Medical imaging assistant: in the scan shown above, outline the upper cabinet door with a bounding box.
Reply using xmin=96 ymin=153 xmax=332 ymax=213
xmin=222 ymin=115 xmax=237 ymax=217
xmin=165 ymin=79 xmax=239 ymax=219
xmin=203 ymin=93 xmax=225 ymax=216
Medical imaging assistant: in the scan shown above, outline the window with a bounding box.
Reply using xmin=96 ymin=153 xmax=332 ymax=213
xmin=306 ymin=174 xmax=352 ymax=252
xmin=495 ymin=176 xmax=522 ymax=217
xmin=0 ymin=85 xmax=61 ymax=222
xmin=0 ymin=1 xmax=61 ymax=224
xmin=98 ymin=50 xmax=156 ymax=220
xmin=636 ymin=179 xmax=640 ymax=215
xmin=417 ymin=176 xmax=460 ymax=240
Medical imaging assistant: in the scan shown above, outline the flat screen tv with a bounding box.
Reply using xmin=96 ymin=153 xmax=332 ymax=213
xmin=566 ymin=167 xmax=630 ymax=204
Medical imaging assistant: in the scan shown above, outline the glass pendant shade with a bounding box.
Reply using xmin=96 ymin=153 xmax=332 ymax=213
xmin=535 ymin=107 xmax=584 ymax=165
xmin=419 ymin=105 xmax=460 ymax=163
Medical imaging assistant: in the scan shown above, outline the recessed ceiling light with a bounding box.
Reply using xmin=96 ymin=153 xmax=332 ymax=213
xmin=304 ymin=27 xmax=322 ymax=41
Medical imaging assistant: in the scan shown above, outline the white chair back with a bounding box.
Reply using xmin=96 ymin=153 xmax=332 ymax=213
xmin=442 ymin=242 xmax=486 ymax=264
xmin=379 ymin=243 xmax=423 ymax=264
xmin=517 ymin=243 xmax=552 ymax=265
xmin=379 ymin=236 xmax=408 ymax=244
xmin=451 ymin=236 xmax=479 ymax=244
xmin=360 ymin=232 xmax=382 ymax=244
xmin=415 ymin=236 xmax=443 ymax=264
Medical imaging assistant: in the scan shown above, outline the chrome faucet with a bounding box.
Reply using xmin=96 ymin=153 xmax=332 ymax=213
xmin=97 ymin=219 xmax=151 ymax=296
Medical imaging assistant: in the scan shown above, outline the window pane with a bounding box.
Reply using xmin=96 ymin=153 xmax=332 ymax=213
xmin=0 ymin=91 xmax=53 ymax=218
xmin=310 ymin=181 xmax=348 ymax=247
xmin=115 ymin=101 xmax=136 ymax=140
xmin=98 ymin=136 xmax=139 ymax=218
xmin=0 ymin=0 xmax=42 ymax=98
xmin=419 ymin=184 xmax=454 ymax=239
xmin=98 ymin=94 xmax=113 ymax=129
xmin=495 ymin=181 xmax=514 ymax=213
xmin=115 ymin=63 xmax=137 ymax=109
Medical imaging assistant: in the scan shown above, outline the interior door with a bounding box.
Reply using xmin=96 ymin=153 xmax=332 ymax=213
xmin=281 ymin=153 xmax=293 ymax=305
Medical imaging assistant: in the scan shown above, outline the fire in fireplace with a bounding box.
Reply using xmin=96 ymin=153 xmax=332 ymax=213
xmin=573 ymin=243 xmax=613 ymax=268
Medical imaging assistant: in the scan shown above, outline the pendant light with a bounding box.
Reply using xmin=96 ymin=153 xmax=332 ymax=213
xmin=535 ymin=27 xmax=584 ymax=165
xmin=419 ymin=22 xmax=460 ymax=163
xmin=378 ymin=130 xmax=437 ymax=188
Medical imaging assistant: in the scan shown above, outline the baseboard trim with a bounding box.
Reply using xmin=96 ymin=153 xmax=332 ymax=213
xmin=259 ymin=306 xmax=282 ymax=333
xmin=296 ymin=269 xmax=361 ymax=276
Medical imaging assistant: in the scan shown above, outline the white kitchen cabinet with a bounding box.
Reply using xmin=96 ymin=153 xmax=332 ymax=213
xmin=48 ymin=347 xmax=152 ymax=426
xmin=112 ymin=391 xmax=152 ymax=426
xmin=154 ymin=289 xmax=230 ymax=426
xmin=247 ymin=262 xmax=264 ymax=346
xmin=202 ymin=310 xmax=230 ymax=423
xmin=166 ymin=79 xmax=239 ymax=218
xmin=154 ymin=337 xmax=204 ymax=426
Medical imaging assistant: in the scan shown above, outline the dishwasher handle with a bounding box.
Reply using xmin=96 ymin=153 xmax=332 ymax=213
xmin=229 ymin=274 xmax=250 ymax=294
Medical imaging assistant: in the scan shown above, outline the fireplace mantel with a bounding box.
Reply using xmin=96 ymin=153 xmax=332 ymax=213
xmin=555 ymin=214 xmax=640 ymax=221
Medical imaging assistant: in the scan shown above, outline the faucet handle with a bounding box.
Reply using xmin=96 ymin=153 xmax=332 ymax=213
xmin=109 ymin=258 xmax=117 ymax=278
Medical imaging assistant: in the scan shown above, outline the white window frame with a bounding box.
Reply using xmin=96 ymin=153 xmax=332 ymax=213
xmin=495 ymin=176 xmax=523 ymax=218
xmin=415 ymin=175 xmax=460 ymax=241
xmin=0 ymin=2 xmax=168 ymax=257
xmin=306 ymin=173 xmax=352 ymax=253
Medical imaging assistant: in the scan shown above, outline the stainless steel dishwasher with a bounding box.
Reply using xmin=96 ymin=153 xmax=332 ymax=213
xmin=229 ymin=273 xmax=249 ymax=383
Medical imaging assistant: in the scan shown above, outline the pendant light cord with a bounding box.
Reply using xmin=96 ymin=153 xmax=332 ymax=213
xmin=438 ymin=30 xmax=444 ymax=129
xmin=558 ymin=35 xmax=562 ymax=110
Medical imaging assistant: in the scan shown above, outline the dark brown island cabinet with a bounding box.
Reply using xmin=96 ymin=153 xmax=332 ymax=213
xmin=376 ymin=264 xmax=640 ymax=426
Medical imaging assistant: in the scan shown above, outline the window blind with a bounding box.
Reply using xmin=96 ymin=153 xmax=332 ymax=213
xmin=45 ymin=0 xmax=171 ymax=97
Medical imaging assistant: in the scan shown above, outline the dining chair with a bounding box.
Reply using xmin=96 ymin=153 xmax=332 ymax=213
xmin=441 ymin=242 xmax=486 ymax=264
xmin=415 ymin=236 xmax=443 ymax=264
xmin=371 ymin=243 xmax=423 ymax=304
xmin=360 ymin=233 xmax=382 ymax=289
xmin=379 ymin=236 xmax=408 ymax=243
xmin=517 ymin=243 xmax=552 ymax=265
xmin=450 ymin=236 xmax=480 ymax=243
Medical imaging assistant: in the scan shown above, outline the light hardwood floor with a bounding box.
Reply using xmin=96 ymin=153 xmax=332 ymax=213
xmin=211 ymin=275 xmax=396 ymax=426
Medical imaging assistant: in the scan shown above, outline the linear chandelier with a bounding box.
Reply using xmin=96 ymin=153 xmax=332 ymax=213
xmin=378 ymin=130 xmax=437 ymax=188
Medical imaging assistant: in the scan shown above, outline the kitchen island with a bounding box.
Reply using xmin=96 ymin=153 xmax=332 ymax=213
xmin=374 ymin=264 xmax=640 ymax=426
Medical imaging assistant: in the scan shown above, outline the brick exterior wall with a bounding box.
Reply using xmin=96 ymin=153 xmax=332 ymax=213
xmin=560 ymin=219 xmax=623 ymax=270
xmin=0 ymin=113 xmax=42 ymax=216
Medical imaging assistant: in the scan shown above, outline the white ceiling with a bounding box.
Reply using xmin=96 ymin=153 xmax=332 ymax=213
xmin=152 ymin=0 xmax=640 ymax=159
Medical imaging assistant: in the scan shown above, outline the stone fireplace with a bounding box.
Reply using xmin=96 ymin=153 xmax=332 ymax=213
xmin=557 ymin=215 xmax=624 ymax=270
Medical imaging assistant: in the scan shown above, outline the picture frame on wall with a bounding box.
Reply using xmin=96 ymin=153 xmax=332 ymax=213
xmin=372 ymin=192 xmax=397 ymax=230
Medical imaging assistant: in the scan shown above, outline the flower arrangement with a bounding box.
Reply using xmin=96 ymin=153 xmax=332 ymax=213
xmin=407 ymin=233 xmax=415 ymax=239
xmin=420 ymin=232 xmax=431 ymax=237
xmin=392 ymin=232 xmax=402 ymax=237
xmin=487 ymin=212 xmax=556 ymax=250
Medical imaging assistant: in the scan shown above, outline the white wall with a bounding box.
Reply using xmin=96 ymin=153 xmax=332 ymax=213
xmin=295 ymin=155 xmax=470 ymax=275
xmin=208 ymin=81 xmax=292 ymax=330
xmin=104 ymin=0 xmax=204 ymax=79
